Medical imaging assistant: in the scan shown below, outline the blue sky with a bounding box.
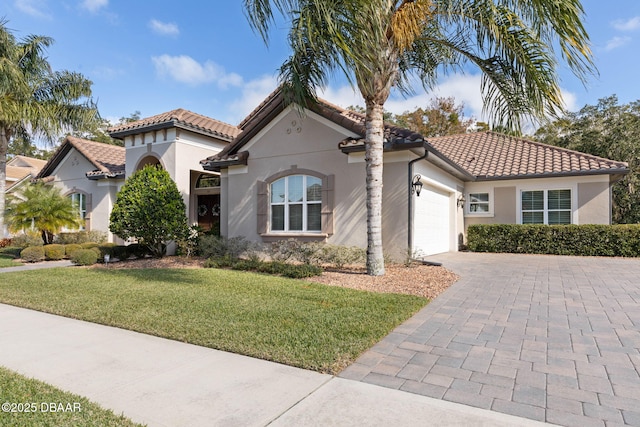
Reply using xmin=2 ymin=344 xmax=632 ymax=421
xmin=1 ymin=0 xmax=639 ymax=128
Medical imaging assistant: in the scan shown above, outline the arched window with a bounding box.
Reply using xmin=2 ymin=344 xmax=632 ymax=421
xmin=270 ymin=175 xmax=322 ymax=232
xmin=196 ymin=173 xmax=221 ymax=188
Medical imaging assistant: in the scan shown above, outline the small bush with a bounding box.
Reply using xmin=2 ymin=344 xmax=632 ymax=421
xmin=0 ymin=238 xmax=12 ymax=248
xmin=111 ymin=245 xmax=129 ymax=260
xmin=97 ymin=243 xmax=118 ymax=258
xmin=64 ymin=244 xmax=82 ymax=258
xmin=70 ymin=249 xmax=98 ymax=266
xmin=204 ymin=256 xmax=323 ymax=278
xmin=44 ymin=244 xmax=66 ymax=260
xmin=198 ymin=235 xmax=253 ymax=259
xmin=11 ymin=232 xmax=43 ymax=248
xmin=318 ymin=245 xmax=366 ymax=269
xmin=81 ymin=242 xmax=100 ymax=249
xmin=20 ymin=246 xmax=45 ymax=263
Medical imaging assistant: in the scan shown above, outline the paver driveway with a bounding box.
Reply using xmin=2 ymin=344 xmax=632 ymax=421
xmin=340 ymin=252 xmax=640 ymax=427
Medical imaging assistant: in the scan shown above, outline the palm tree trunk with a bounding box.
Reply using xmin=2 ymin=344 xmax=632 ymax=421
xmin=365 ymin=100 xmax=386 ymax=276
xmin=0 ymin=127 xmax=9 ymax=239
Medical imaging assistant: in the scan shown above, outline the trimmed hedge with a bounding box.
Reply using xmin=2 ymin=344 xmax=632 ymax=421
xmin=70 ymin=249 xmax=98 ymax=266
xmin=20 ymin=246 xmax=45 ymax=263
xmin=467 ymin=224 xmax=640 ymax=257
xmin=44 ymin=244 xmax=66 ymax=260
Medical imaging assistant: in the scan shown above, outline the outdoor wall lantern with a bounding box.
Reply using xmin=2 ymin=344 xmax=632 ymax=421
xmin=411 ymin=174 xmax=423 ymax=197
xmin=457 ymin=195 xmax=466 ymax=209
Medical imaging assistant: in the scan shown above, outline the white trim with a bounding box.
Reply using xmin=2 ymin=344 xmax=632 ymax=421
xmin=465 ymin=189 xmax=494 ymax=218
xmin=228 ymin=165 xmax=248 ymax=175
xmin=516 ymin=184 xmax=577 ymax=224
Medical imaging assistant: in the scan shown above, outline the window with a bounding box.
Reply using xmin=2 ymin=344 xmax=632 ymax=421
xmin=196 ymin=174 xmax=220 ymax=188
xmin=468 ymin=193 xmax=490 ymax=213
xmin=270 ymin=175 xmax=322 ymax=232
xmin=521 ymin=189 xmax=571 ymax=224
xmin=69 ymin=193 xmax=86 ymax=230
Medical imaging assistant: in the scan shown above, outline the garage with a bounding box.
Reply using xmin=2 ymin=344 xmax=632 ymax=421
xmin=413 ymin=184 xmax=452 ymax=256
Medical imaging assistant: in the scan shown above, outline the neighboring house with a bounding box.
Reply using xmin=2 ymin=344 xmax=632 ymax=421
xmin=201 ymin=89 xmax=628 ymax=259
xmin=3 ymin=155 xmax=48 ymax=237
xmin=35 ymin=136 xmax=125 ymax=241
xmin=32 ymin=90 xmax=629 ymax=257
xmin=5 ymin=155 xmax=47 ymax=193
xmin=107 ymin=109 xmax=240 ymax=233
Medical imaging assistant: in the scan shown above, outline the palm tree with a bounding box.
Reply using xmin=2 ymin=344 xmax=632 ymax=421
xmin=5 ymin=182 xmax=82 ymax=244
xmin=244 ymin=0 xmax=595 ymax=275
xmin=0 ymin=20 xmax=98 ymax=238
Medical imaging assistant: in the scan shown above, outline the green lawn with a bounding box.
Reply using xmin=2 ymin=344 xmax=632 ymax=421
xmin=0 ymin=255 xmax=22 ymax=268
xmin=0 ymin=267 xmax=427 ymax=374
xmin=0 ymin=367 xmax=143 ymax=427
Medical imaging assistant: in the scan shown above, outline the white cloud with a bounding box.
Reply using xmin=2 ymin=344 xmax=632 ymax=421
xmin=80 ymin=0 xmax=108 ymax=13
xmin=14 ymin=0 xmax=51 ymax=19
xmin=604 ymin=36 xmax=632 ymax=51
xmin=227 ymin=75 xmax=279 ymax=121
xmin=152 ymin=54 xmax=243 ymax=89
xmin=613 ymin=16 xmax=640 ymax=31
xmin=149 ymin=19 xmax=179 ymax=37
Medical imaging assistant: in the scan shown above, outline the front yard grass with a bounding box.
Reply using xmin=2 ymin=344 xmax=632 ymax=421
xmin=0 ymin=366 xmax=143 ymax=427
xmin=0 ymin=254 xmax=22 ymax=268
xmin=0 ymin=267 xmax=427 ymax=374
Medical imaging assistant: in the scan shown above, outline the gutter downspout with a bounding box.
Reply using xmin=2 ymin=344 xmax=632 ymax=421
xmin=408 ymin=147 xmax=428 ymax=253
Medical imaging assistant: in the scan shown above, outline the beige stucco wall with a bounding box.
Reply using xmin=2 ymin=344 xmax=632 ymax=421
xmin=464 ymin=175 xmax=613 ymax=229
xmin=223 ymin=107 xmax=416 ymax=260
xmin=577 ymin=181 xmax=611 ymax=224
xmin=48 ymin=149 xmax=123 ymax=242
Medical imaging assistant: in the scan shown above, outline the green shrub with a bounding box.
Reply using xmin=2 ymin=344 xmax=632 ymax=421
xmin=198 ymin=235 xmax=253 ymax=259
xmin=467 ymin=224 xmax=640 ymax=257
xmin=11 ymin=232 xmax=43 ymax=248
xmin=97 ymin=243 xmax=118 ymax=258
xmin=81 ymin=242 xmax=100 ymax=249
xmin=64 ymin=244 xmax=82 ymax=257
xmin=70 ymin=249 xmax=98 ymax=266
xmin=20 ymin=246 xmax=45 ymax=263
xmin=44 ymin=244 xmax=66 ymax=260
xmin=0 ymin=246 xmax=23 ymax=259
xmin=318 ymin=245 xmax=366 ymax=269
xmin=204 ymin=256 xmax=322 ymax=278
xmin=56 ymin=231 xmax=107 ymax=244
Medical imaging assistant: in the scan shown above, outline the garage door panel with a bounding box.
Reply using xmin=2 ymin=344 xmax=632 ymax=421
xmin=413 ymin=186 xmax=450 ymax=256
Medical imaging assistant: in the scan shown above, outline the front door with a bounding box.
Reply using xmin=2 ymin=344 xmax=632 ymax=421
xmin=197 ymin=194 xmax=220 ymax=235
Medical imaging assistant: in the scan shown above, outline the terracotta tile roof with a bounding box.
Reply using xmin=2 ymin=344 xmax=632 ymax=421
xmin=5 ymin=156 xmax=48 ymax=191
xmin=426 ymin=132 xmax=629 ymax=180
xmin=7 ymin=155 xmax=48 ymax=170
xmin=37 ymin=136 xmax=125 ymax=180
xmin=108 ymin=108 xmax=240 ymax=141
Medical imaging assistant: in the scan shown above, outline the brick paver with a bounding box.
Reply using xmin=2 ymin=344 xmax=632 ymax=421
xmin=339 ymin=253 xmax=640 ymax=426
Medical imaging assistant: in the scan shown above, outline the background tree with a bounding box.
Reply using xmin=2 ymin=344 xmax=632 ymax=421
xmin=110 ymin=166 xmax=188 ymax=257
xmin=244 ymin=0 xmax=595 ymax=275
xmin=7 ymin=129 xmax=53 ymax=159
xmin=391 ymin=97 xmax=473 ymax=137
xmin=535 ymin=95 xmax=640 ymax=223
xmin=71 ymin=111 xmax=141 ymax=146
xmin=0 ymin=20 xmax=98 ymax=238
xmin=4 ymin=182 xmax=81 ymax=244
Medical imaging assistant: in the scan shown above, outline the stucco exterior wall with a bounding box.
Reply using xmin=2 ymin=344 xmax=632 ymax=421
xmin=578 ymin=181 xmax=611 ymax=224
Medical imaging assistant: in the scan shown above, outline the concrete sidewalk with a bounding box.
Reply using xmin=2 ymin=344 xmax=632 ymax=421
xmin=0 ymin=259 xmax=73 ymax=273
xmin=0 ymin=304 xmax=548 ymax=426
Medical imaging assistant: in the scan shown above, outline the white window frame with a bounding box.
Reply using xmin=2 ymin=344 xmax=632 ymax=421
xmin=520 ymin=188 xmax=573 ymax=225
xmin=270 ymin=175 xmax=322 ymax=233
xmin=67 ymin=192 xmax=87 ymax=231
xmin=465 ymin=189 xmax=493 ymax=217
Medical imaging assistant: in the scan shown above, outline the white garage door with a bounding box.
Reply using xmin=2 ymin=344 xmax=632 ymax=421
xmin=413 ymin=185 xmax=451 ymax=256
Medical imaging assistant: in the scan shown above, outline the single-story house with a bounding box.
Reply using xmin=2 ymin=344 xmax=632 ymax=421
xmin=35 ymin=89 xmax=629 ymax=258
